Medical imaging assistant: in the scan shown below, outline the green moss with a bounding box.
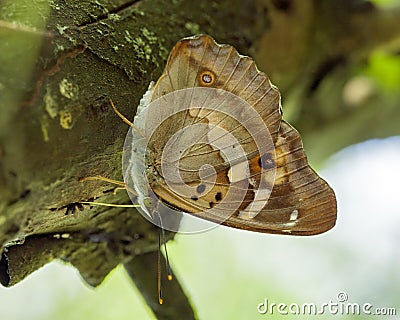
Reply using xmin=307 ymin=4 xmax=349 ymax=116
xmin=59 ymin=78 xmax=79 ymax=100
xmin=141 ymin=27 xmax=157 ymax=44
xmin=40 ymin=115 xmax=50 ymax=142
xmin=44 ymin=87 xmax=59 ymax=119
xmin=134 ymin=37 xmax=152 ymax=61
xmin=56 ymin=23 xmax=68 ymax=35
xmin=108 ymin=13 xmax=121 ymax=22
xmin=59 ymin=110 xmax=73 ymax=129
xmin=124 ymin=29 xmax=133 ymax=43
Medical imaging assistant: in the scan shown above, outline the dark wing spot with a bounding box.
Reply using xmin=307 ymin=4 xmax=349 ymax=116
xmin=258 ymin=153 xmax=275 ymax=170
xmin=191 ymin=195 xmax=199 ymax=201
xmin=209 ymin=201 xmax=215 ymax=208
xmin=196 ymin=184 xmax=206 ymax=194
xmin=215 ymin=192 xmax=222 ymax=201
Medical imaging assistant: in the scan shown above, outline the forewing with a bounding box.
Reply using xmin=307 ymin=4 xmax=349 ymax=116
xmin=151 ymin=34 xmax=282 ymax=142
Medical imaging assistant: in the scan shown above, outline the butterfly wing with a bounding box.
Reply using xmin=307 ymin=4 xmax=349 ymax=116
xmin=142 ymin=35 xmax=337 ymax=235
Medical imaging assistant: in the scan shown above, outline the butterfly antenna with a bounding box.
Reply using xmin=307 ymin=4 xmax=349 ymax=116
xmin=79 ymin=176 xmax=140 ymax=207
xmin=80 ymin=201 xmax=139 ymax=208
xmin=157 ymin=228 xmax=164 ymax=305
xmin=154 ymin=208 xmax=173 ymax=281
xmin=79 ymin=175 xmax=138 ymax=197
xmin=79 ymin=175 xmax=126 ymax=186
xmin=161 ymin=224 xmax=173 ymax=281
xmin=153 ymin=208 xmax=173 ymax=304
xmin=109 ymin=99 xmax=145 ymax=138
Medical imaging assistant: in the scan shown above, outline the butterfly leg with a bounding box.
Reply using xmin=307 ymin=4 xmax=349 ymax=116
xmin=79 ymin=175 xmax=138 ymax=207
xmin=113 ymin=186 xmax=127 ymax=195
xmin=109 ymin=98 xmax=134 ymax=127
xmin=109 ymin=99 xmax=145 ymax=137
xmin=79 ymin=175 xmax=126 ymax=186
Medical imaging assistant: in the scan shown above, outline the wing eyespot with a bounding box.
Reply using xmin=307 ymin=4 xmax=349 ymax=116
xmin=199 ymin=70 xmax=215 ymax=86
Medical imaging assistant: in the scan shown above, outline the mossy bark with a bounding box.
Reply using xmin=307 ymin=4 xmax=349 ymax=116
xmin=0 ymin=0 xmax=399 ymax=318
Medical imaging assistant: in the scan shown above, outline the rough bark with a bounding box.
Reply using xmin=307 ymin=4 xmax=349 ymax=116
xmin=0 ymin=0 xmax=399 ymax=318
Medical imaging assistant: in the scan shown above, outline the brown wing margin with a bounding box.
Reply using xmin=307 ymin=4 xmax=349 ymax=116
xmin=223 ymin=121 xmax=337 ymax=235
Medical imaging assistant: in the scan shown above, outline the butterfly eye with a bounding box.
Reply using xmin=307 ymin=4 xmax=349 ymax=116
xmin=199 ymin=70 xmax=215 ymax=86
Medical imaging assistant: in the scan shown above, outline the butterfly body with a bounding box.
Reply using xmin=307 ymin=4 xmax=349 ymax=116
xmin=123 ymin=35 xmax=337 ymax=235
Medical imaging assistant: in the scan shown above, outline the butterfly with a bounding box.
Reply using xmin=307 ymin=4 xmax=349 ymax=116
xmin=121 ymin=34 xmax=337 ymax=236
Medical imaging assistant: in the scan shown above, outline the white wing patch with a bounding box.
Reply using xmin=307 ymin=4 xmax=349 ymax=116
xmin=290 ymin=209 xmax=299 ymax=221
